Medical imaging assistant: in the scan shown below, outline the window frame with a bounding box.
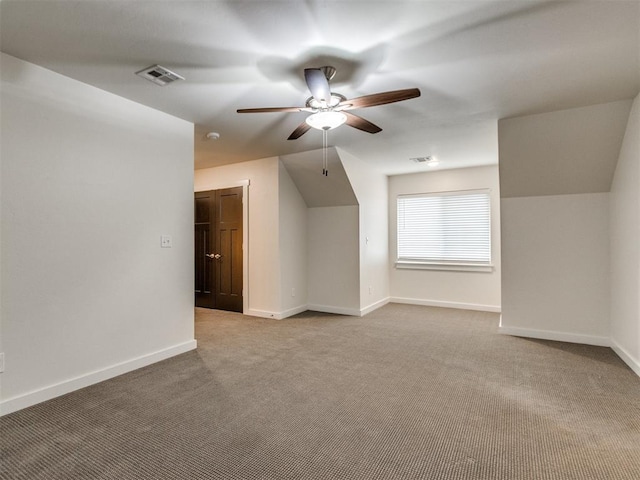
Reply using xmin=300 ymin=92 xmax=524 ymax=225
xmin=395 ymin=189 xmax=493 ymax=272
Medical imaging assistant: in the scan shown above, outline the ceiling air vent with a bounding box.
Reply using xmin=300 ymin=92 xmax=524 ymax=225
xmin=411 ymin=156 xmax=440 ymax=167
xmin=411 ymin=156 xmax=432 ymax=163
xmin=135 ymin=65 xmax=185 ymax=86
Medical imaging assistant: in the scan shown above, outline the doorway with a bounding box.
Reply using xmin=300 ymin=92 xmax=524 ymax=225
xmin=195 ymin=187 xmax=243 ymax=312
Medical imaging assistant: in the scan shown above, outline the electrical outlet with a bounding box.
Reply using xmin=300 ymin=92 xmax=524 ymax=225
xmin=291 ymin=288 xmax=296 ymax=297
xmin=369 ymin=286 xmax=373 ymax=295
xmin=0 ymin=353 xmax=4 ymax=373
xmin=161 ymin=235 xmax=172 ymax=248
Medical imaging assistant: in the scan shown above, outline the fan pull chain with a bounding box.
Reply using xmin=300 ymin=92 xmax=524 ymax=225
xmin=322 ymin=128 xmax=329 ymax=176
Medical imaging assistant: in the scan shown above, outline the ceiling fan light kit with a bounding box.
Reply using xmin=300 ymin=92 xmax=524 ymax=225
xmin=305 ymin=111 xmax=347 ymax=130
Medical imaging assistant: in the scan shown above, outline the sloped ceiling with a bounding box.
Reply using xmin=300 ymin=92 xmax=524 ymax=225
xmin=280 ymin=148 xmax=358 ymax=208
xmin=498 ymin=100 xmax=633 ymax=198
xmin=1 ymin=1 xmax=638 ymax=176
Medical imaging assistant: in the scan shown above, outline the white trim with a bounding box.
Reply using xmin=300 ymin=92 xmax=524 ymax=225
xmin=497 ymin=325 xmax=609 ymax=347
xmin=610 ymin=338 xmax=640 ymax=378
xmin=0 ymin=340 xmax=197 ymax=416
xmin=245 ymin=309 xmax=280 ymax=319
xmin=390 ymin=297 xmax=501 ymax=313
xmin=277 ymin=305 xmax=308 ymax=319
xmin=241 ymin=181 xmax=250 ymax=314
xmin=246 ymin=307 xmax=308 ymax=320
xmin=398 ymin=188 xmax=493 ymax=199
xmin=395 ymin=261 xmax=494 ymax=273
xmin=360 ymin=297 xmax=390 ymax=316
xmin=247 ymin=301 xmax=387 ymax=319
xmin=307 ymin=304 xmax=362 ymax=316
xmin=194 ymin=179 xmax=249 ymax=192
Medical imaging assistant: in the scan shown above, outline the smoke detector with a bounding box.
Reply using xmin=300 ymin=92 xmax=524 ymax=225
xmin=135 ymin=65 xmax=185 ymax=86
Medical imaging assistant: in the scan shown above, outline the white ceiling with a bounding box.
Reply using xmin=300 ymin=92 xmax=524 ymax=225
xmin=1 ymin=1 xmax=638 ymax=176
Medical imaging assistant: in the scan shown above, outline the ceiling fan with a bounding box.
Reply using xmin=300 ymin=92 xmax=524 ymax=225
xmin=237 ymin=66 xmax=421 ymax=140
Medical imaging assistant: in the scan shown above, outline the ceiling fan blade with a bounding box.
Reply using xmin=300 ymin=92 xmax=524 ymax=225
xmin=287 ymin=122 xmax=312 ymax=140
xmin=304 ymin=68 xmax=332 ymax=104
xmin=339 ymin=88 xmax=421 ymax=110
xmin=344 ymin=112 xmax=383 ymax=134
xmin=237 ymin=106 xmax=312 ymax=113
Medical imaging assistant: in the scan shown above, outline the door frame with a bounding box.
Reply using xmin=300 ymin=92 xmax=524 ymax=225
xmin=195 ymin=179 xmax=249 ymax=314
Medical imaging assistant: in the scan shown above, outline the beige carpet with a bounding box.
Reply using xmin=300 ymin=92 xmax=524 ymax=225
xmin=2 ymin=304 xmax=640 ymax=479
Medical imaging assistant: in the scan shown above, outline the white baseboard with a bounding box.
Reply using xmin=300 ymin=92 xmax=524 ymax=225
xmin=248 ymin=300 xmax=388 ymax=319
xmin=610 ymin=338 xmax=640 ymax=378
xmin=245 ymin=308 xmax=307 ymax=320
xmin=0 ymin=340 xmax=197 ymax=416
xmin=277 ymin=305 xmax=308 ymax=319
xmin=390 ymin=297 xmax=501 ymax=313
xmin=307 ymin=304 xmax=362 ymax=316
xmin=361 ymin=297 xmax=391 ymax=316
xmin=498 ymin=325 xmax=610 ymax=347
xmin=245 ymin=309 xmax=280 ymax=319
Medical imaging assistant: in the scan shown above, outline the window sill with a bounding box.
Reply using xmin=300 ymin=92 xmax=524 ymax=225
xmin=395 ymin=261 xmax=494 ymax=273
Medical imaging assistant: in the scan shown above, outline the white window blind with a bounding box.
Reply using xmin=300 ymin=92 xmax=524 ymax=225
xmin=397 ymin=190 xmax=491 ymax=266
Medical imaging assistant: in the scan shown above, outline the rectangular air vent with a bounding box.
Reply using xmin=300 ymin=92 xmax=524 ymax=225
xmin=411 ymin=156 xmax=432 ymax=163
xmin=135 ymin=64 xmax=185 ymax=86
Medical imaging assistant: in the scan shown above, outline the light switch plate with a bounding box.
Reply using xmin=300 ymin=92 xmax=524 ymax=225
xmin=161 ymin=235 xmax=172 ymax=248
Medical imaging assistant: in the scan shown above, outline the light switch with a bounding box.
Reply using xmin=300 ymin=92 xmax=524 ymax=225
xmin=161 ymin=235 xmax=172 ymax=248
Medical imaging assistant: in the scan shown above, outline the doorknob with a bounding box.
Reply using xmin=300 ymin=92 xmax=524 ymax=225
xmin=206 ymin=253 xmax=222 ymax=259
xmin=213 ymin=253 xmax=222 ymax=259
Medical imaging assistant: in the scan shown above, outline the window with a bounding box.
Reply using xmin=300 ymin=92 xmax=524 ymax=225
xmin=396 ymin=190 xmax=492 ymax=271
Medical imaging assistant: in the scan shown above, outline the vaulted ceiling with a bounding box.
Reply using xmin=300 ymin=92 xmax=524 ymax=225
xmin=1 ymin=1 xmax=638 ymax=175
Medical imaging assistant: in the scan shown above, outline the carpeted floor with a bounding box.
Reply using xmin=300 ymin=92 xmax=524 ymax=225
xmin=2 ymin=304 xmax=640 ymax=479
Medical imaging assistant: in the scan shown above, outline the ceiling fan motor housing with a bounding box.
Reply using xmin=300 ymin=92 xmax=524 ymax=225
xmin=319 ymin=66 xmax=337 ymax=81
xmin=306 ymin=93 xmax=346 ymax=110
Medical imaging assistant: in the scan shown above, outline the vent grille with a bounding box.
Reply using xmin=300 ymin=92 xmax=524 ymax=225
xmin=135 ymin=65 xmax=185 ymax=86
xmin=411 ymin=156 xmax=433 ymax=163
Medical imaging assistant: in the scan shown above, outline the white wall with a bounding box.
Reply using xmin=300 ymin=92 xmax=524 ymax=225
xmin=338 ymin=148 xmax=389 ymax=313
xmin=194 ymin=157 xmax=281 ymax=318
xmin=497 ymin=100 xmax=633 ymax=347
xmin=388 ymin=165 xmax=502 ymax=312
xmin=610 ymin=93 xmax=640 ymax=375
xmin=500 ymin=193 xmax=610 ymax=345
xmin=0 ymin=53 xmax=195 ymax=414
xmin=278 ymin=161 xmax=308 ymax=317
xmin=307 ymin=206 xmax=360 ymax=315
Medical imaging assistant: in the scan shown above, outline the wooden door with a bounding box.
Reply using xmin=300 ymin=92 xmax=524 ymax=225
xmin=213 ymin=187 xmax=243 ymax=312
xmin=194 ymin=187 xmax=243 ymax=312
xmin=195 ymin=191 xmax=215 ymax=308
